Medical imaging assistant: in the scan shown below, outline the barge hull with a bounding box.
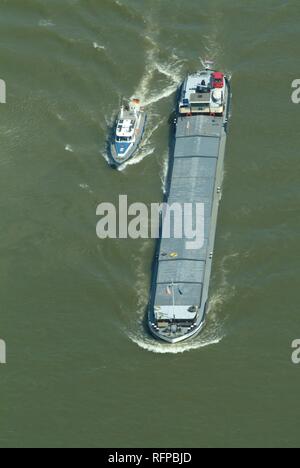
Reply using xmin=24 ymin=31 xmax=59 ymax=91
xmin=148 ymin=80 xmax=230 ymax=343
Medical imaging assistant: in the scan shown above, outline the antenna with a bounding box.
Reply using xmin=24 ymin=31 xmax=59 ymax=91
xmin=171 ymin=281 xmax=176 ymax=319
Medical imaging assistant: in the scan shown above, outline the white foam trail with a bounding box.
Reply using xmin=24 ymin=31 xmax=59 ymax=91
xmin=155 ymin=61 xmax=177 ymax=79
xmin=100 ymin=150 xmax=111 ymax=165
xmin=93 ymin=42 xmax=106 ymax=51
xmin=125 ymin=247 xmax=238 ymax=354
xmin=39 ymin=19 xmax=55 ymax=27
xmin=160 ymin=152 xmax=169 ymax=194
xmin=116 ymin=116 xmax=164 ymax=171
xmin=128 ymin=334 xmax=222 ymax=354
xmin=140 ymin=117 xmax=164 ymax=149
xmin=104 ymin=114 xmax=115 ymax=129
xmin=101 ymin=26 xmax=184 ymax=167
xmin=131 ymin=38 xmax=183 ymax=108
xmin=124 ymin=239 xmax=225 ymax=354
xmin=79 ymin=183 xmax=93 ymax=194
xmin=65 ymin=144 xmax=74 ymax=153
xmin=142 ymin=84 xmax=178 ymax=107
xmin=117 ymin=147 xmax=155 ymax=172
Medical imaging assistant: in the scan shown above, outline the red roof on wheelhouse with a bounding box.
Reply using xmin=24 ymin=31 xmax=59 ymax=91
xmin=212 ymin=72 xmax=224 ymax=79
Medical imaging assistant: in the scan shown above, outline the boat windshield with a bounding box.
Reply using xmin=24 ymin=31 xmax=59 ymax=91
xmin=116 ymin=137 xmax=131 ymax=142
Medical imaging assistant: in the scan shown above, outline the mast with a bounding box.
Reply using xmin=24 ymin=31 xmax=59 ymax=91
xmin=171 ymin=281 xmax=176 ymax=320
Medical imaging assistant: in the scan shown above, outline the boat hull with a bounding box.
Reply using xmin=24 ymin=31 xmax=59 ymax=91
xmin=148 ymin=77 xmax=231 ymax=343
xmin=110 ymin=113 xmax=147 ymax=167
xmin=149 ymin=320 xmax=206 ymax=344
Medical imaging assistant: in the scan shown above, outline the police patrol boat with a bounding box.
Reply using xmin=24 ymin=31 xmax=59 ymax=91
xmin=110 ymin=99 xmax=147 ymax=167
xmin=148 ymin=62 xmax=231 ymax=343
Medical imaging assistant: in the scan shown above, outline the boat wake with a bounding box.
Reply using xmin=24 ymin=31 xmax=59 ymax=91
xmin=128 ymin=333 xmax=222 ymax=354
xmin=117 ymin=147 xmax=155 ymax=171
xmin=117 ymin=116 xmax=164 ymax=172
xmin=93 ymin=42 xmax=106 ymax=51
xmin=65 ymin=144 xmax=74 ymax=153
xmin=79 ymin=183 xmax=93 ymax=194
xmin=159 ymin=152 xmax=169 ymax=194
xmin=126 ymin=288 xmax=227 ymax=354
xmin=102 ymin=18 xmax=185 ymax=168
xmin=124 ymin=246 xmax=237 ymax=354
xmin=132 ymin=40 xmax=183 ymax=108
xmin=38 ymin=19 xmax=55 ymax=28
xmin=113 ymin=41 xmax=184 ymax=169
